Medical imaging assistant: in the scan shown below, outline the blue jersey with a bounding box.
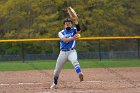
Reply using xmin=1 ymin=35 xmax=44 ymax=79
xmin=58 ymin=27 xmax=77 ymax=49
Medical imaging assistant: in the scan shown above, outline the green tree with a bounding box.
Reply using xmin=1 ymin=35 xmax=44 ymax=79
xmin=0 ymin=0 xmax=139 ymax=54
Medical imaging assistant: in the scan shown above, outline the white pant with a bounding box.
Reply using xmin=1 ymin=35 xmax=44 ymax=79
xmin=53 ymin=49 xmax=80 ymax=77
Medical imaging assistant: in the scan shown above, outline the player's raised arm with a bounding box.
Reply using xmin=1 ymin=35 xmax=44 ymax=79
xmin=67 ymin=6 xmax=81 ymax=34
xmin=72 ymin=18 xmax=81 ymax=34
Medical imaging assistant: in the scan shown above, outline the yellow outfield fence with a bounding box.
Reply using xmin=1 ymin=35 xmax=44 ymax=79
xmin=0 ymin=36 xmax=140 ymax=42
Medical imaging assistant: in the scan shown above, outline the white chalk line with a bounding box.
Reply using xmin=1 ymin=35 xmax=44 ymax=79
xmin=75 ymin=80 xmax=140 ymax=83
xmin=0 ymin=81 xmax=102 ymax=86
xmin=39 ymin=90 xmax=95 ymax=93
xmin=0 ymin=82 xmax=42 ymax=86
xmin=0 ymin=80 xmax=139 ymax=86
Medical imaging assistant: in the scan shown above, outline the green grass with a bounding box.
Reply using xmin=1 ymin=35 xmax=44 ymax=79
xmin=0 ymin=59 xmax=140 ymax=71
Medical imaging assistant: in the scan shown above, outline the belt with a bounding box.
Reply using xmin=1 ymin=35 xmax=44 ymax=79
xmin=61 ymin=48 xmax=75 ymax=51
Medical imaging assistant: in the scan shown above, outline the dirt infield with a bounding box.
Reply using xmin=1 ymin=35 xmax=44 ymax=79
xmin=0 ymin=67 xmax=140 ymax=93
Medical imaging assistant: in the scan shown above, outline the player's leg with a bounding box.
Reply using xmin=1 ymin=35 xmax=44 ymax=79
xmin=50 ymin=51 xmax=68 ymax=89
xmin=68 ymin=50 xmax=84 ymax=81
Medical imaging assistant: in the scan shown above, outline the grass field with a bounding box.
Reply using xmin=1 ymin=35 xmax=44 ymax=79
xmin=0 ymin=59 xmax=140 ymax=71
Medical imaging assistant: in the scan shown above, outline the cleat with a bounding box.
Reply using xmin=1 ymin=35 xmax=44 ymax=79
xmin=79 ymin=73 xmax=84 ymax=82
xmin=50 ymin=83 xmax=57 ymax=89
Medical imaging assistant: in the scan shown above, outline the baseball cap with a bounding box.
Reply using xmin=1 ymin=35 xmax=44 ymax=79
xmin=63 ymin=18 xmax=72 ymax=24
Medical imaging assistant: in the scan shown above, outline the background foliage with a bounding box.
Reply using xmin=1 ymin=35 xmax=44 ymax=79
xmin=0 ymin=0 xmax=140 ymax=54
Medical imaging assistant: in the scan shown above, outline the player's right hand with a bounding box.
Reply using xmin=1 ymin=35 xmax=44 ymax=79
xmin=73 ymin=34 xmax=80 ymax=39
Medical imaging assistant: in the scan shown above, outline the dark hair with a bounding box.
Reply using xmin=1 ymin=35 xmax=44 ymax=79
xmin=63 ymin=18 xmax=72 ymax=24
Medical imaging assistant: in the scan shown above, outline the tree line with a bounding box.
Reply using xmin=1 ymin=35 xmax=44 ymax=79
xmin=0 ymin=0 xmax=139 ymax=54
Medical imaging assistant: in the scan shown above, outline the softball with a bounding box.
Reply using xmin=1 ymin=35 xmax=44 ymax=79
xmin=77 ymin=34 xmax=81 ymax=38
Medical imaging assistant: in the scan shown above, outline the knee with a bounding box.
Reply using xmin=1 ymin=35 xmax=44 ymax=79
xmin=72 ymin=60 xmax=79 ymax=65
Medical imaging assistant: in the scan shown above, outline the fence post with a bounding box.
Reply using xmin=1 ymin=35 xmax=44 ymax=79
xmin=138 ymin=39 xmax=140 ymax=59
xmin=21 ymin=42 xmax=25 ymax=63
xmin=98 ymin=40 xmax=101 ymax=61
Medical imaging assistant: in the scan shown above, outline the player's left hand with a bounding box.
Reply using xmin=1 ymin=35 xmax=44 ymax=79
xmin=71 ymin=18 xmax=78 ymax=25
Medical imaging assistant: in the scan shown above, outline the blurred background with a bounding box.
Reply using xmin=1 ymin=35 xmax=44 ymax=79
xmin=0 ymin=0 xmax=140 ymax=62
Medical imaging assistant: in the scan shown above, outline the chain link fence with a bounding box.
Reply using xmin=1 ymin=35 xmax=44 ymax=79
xmin=0 ymin=38 xmax=139 ymax=62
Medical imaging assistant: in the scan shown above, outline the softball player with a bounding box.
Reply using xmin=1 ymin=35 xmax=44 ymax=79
xmin=50 ymin=18 xmax=84 ymax=89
